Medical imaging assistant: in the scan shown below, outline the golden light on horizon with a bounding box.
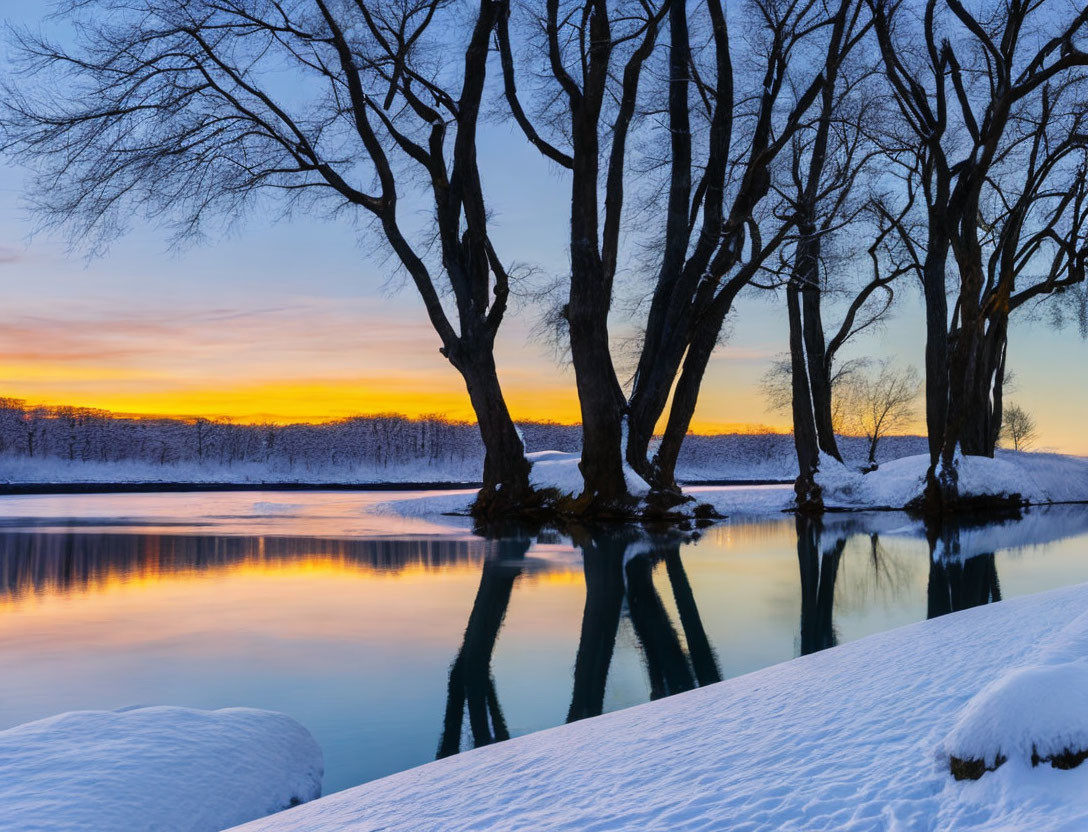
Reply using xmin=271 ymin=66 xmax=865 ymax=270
xmin=0 ymin=364 xmax=793 ymax=434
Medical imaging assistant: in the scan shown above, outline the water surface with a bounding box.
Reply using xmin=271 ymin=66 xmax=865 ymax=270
xmin=1 ymin=491 xmax=1086 ymax=794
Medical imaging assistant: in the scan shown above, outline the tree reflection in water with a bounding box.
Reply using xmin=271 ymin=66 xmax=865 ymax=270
xmin=795 ymin=515 xmax=846 ymax=656
xmin=439 ymin=527 xmax=722 ymax=757
xmin=926 ymin=521 xmax=1002 ymax=619
xmin=436 ymin=531 xmax=531 ymax=759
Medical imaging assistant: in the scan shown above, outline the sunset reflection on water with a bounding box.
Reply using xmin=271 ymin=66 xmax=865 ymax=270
xmin=3 ymin=492 xmax=1088 ymax=794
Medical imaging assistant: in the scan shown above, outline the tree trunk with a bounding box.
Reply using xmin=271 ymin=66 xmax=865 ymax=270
xmin=958 ymin=314 xmax=1008 ymax=457
xmin=625 ymin=338 xmax=688 ymax=488
xmin=454 ymin=342 xmax=533 ymax=518
xmin=649 ymin=278 xmax=749 ymax=491
xmin=788 ymin=281 xmax=823 ymax=513
xmin=650 ymin=305 xmax=726 ymax=491
xmin=566 ymin=93 xmax=631 ymax=510
xmin=801 ymin=279 xmax=841 ymax=461
xmin=567 ymin=288 xmax=630 ymax=508
xmin=921 ymin=234 xmax=954 ymax=513
xmin=922 ymin=237 xmax=951 ymax=463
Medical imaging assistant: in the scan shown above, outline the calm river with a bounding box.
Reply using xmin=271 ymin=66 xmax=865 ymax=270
xmin=1 ymin=491 xmax=1086 ymax=794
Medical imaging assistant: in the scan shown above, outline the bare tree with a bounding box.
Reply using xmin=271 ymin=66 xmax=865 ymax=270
xmin=869 ymin=0 xmax=1088 ymax=511
xmin=839 ymin=361 xmax=918 ymax=466
xmin=496 ymin=0 xmax=669 ymax=509
xmin=0 ymin=0 xmax=534 ymax=516
xmin=1000 ymin=403 xmax=1037 ymax=452
xmin=626 ymin=0 xmax=869 ymax=498
xmin=499 ymin=0 xmax=867 ymax=508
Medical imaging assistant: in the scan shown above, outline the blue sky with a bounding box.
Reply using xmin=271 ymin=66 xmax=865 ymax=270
xmin=1 ymin=0 xmax=1086 ymax=451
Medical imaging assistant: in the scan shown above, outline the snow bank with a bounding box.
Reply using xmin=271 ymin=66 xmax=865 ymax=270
xmin=368 ymin=449 xmax=1088 ymax=522
xmin=232 ymin=583 xmax=1088 ymax=832
xmin=686 ymin=483 xmax=795 ymax=515
xmin=817 ymin=450 xmax=1088 ymax=510
xmin=0 ymin=706 xmax=323 ymax=832
xmin=0 ymin=454 xmax=483 ymax=486
xmin=370 ymin=490 xmax=477 ymax=518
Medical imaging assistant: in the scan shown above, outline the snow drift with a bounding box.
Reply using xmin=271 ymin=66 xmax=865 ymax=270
xmin=0 ymin=706 xmax=323 ymax=832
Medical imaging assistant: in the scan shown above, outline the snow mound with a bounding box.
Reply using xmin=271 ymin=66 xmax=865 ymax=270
xmin=818 ymin=451 xmax=1088 ymax=510
xmin=943 ymin=610 xmax=1088 ymax=778
xmin=943 ymin=663 xmax=1088 ymax=772
xmin=527 ymin=450 xmax=650 ymax=498
xmin=0 ymin=706 xmax=323 ymax=832
xmin=370 ymin=490 xmax=476 ymax=518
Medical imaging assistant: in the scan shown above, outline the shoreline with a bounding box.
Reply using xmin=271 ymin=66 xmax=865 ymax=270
xmin=232 ymin=582 xmax=1088 ymax=832
xmin=0 ymin=479 xmax=792 ymax=496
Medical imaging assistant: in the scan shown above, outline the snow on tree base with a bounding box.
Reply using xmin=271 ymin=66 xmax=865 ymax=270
xmin=0 ymin=706 xmax=323 ymax=832
xmin=942 ymin=614 xmax=1088 ymax=781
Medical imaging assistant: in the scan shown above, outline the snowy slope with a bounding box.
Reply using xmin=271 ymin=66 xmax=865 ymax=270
xmin=232 ymin=583 xmax=1088 ymax=832
xmin=0 ymin=706 xmax=323 ymax=832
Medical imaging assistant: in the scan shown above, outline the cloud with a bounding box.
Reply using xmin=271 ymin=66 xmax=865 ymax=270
xmin=0 ymin=246 xmax=23 ymax=265
xmin=0 ymin=300 xmax=448 ymax=371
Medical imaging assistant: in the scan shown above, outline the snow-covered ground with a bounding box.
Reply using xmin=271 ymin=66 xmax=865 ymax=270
xmin=232 ymin=582 xmax=1088 ymax=832
xmin=367 ymin=449 xmax=1088 ymax=519
xmin=0 ymin=433 xmax=931 ymax=485
xmin=0 ymin=706 xmax=323 ymax=832
xmin=816 ymin=450 xmax=1088 ymax=509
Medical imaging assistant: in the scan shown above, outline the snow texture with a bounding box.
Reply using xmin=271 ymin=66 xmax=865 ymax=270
xmin=0 ymin=706 xmax=323 ymax=832
xmin=233 ymin=582 xmax=1088 ymax=832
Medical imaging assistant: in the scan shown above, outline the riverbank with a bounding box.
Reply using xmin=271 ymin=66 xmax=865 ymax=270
xmin=364 ymin=450 xmax=1088 ymax=519
xmin=234 ymin=581 xmax=1088 ymax=832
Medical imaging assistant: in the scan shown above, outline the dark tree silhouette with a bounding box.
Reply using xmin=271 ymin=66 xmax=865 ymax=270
xmin=869 ymin=0 xmax=1088 ymax=511
xmin=567 ymin=532 xmax=628 ymax=723
xmin=625 ymin=552 xmax=696 ymax=699
xmin=925 ymin=519 xmax=1002 ymax=619
xmin=438 ymin=534 xmax=529 ymax=758
xmin=499 ymin=0 xmax=867 ymax=507
xmin=0 ymin=0 xmax=533 ymax=516
xmin=567 ymin=532 xmax=720 ymax=721
xmin=498 ymin=0 xmax=666 ymax=509
xmin=926 ymin=552 xmax=1002 ymax=619
xmin=795 ymin=515 xmax=845 ymax=655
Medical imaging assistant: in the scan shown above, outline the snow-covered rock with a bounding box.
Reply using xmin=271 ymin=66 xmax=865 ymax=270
xmin=943 ymin=610 xmax=1088 ymax=779
xmin=232 ymin=582 xmax=1088 ymax=832
xmin=943 ymin=663 xmax=1088 ymax=777
xmin=0 ymin=706 xmax=323 ymax=832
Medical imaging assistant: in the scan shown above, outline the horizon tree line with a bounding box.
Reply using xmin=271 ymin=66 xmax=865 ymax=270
xmin=1 ymin=0 xmax=1085 ymax=518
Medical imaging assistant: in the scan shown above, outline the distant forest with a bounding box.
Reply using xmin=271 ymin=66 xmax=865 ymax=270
xmin=0 ymin=399 xmax=577 ymax=470
xmin=0 ymin=399 xmax=928 ymax=483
